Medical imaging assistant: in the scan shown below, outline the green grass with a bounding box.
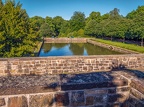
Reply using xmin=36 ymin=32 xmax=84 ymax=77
xmin=91 ymin=38 xmax=144 ymax=53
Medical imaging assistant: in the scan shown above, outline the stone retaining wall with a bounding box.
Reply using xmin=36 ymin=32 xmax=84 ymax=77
xmin=0 ymin=54 xmax=144 ymax=76
xmin=0 ymin=87 xmax=130 ymax=107
xmin=118 ymin=70 xmax=144 ymax=107
xmin=44 ymin=38 xmax=87 ymax=43
xmin=0 ymin=70 xmax=144 ymax=107
xmin=43 ymin=38 xmax=140 ymax=54
xmin=87 ymin=39 xmax=140 ymax=54
xmin=0 ymin=71 xmax=130 ymax=107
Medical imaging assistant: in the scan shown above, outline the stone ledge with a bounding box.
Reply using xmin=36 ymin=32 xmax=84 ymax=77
xmin=0 ymin=70 xmax=144 ymax=107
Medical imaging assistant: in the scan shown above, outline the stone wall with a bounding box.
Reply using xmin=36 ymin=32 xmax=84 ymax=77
xmin=0 ymin=70 xmax=144 ymax=107
xmin=120 ymin=70 xmax=144 ymax=107
xmin=0 ymin=87 xmax=130 ymax=107
xmin=44 ymin=38 xmax=87 ymax=43
xmin=0 ymin=71 xmax=131 ymax=107
xmin=43 ymin=38 xmax=140 ymax=54
xmin=0 ymin=54 xmax=144 ymax=76
xmin=87 ymin=39 xmax=140 ymax=54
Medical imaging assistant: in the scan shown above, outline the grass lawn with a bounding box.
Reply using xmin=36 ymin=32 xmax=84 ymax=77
xmin=91 ymin=38 xmax=144 ymax=53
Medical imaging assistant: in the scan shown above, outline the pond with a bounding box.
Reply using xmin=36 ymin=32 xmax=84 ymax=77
xmin=38 ymin=43 xmax=122 ymax=57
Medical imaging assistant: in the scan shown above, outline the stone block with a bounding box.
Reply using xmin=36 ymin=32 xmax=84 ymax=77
xmin=92 ymin=105 xmax=104 ymax=107
xmin=55 ymin=92 xmax=69 ymax=106
xmin=71 ymin=91 xmax=85 ymax=106
xmin=0 ymin=98 xmax=5 ymax=106
xmin=94 ymin=95 xmax=108 ymax=104
xmin=8 ymin=96 xmax=28 ymax=107
xmin=108 ymin=88 xmax=116 ymax=94
xmin=108 ymin=94 xmax=122 ymax=103
xmin=106 ymin=103 xmax=120 ymax=107
xmin=117 ymin=87 xmax=130 ymax=92
xmin=130 ymin=80 xmax=138 ymax=89
xmin=112 ymin=78 xmax=128 ymax=86
xmin=85 ymin=89 xmax=107 ymax=95
xmin=135 ymin=102 xmax=144 ymax=107
xmin=130 ymin=88 xmax=144 ymax=100
xmin=86 ymin=96 xmax=94 ymax=106
xmin=128 ymin=95 xmax=144 ymax=107
xmin=30 ymin=94 xmax=54 ymax=107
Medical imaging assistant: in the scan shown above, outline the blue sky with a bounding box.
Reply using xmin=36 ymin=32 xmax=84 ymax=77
xmin=13 ymin=0 xmax=144 ymax=20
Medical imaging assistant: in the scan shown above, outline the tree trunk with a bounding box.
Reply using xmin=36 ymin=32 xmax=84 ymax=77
xmin=141 ymin=38 xmax=143 ymax=46
xmin=111 ymin=36 xmax=113 ymax=41
xmin=123 ymin=37 xmax=125 ymax=43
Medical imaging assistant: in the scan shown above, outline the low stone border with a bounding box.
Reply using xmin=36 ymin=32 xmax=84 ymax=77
xmin=87 ymin=39 xmax=140 ymax=54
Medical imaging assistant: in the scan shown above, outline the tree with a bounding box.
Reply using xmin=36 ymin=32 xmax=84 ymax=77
xmin=39 ymin=23 xmax=55 ymax=37
xmin=85 ymin=20 xmax=98 ymax=37
xmin=0 ymin=0 xmax=3 ymax=7
xmin=116 ymin=18 xmax=131 ymax=42
xmin=29 ymin=16 xmax=45 ymax=31
xmin=0 ymin=0 xmax=37 ymax=57
xmin=86 ymin=11 xmax=101 ymax=23
xmin=126 ymin=6 xmax=144 ymax=46
xmin=70 ymin=11 xmax=85 ymax=31
xmin=52 ymin=16 xmax=64 ymax=36
xmin=109 ymin=8 xmax=121 ymax=19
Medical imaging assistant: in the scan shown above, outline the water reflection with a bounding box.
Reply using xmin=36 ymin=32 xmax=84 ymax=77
xmin=39 ymin=43 xmax=122 ymax=57
xmin=69 ymin=43 xmax=84 ymax=55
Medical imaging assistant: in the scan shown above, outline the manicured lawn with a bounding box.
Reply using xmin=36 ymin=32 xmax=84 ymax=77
xmin=91 ymin=38 xmax=144 ymax=53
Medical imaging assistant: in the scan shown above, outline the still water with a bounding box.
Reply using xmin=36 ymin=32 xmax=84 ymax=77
xmin=39 ymin=43 xmax=122 ymax=57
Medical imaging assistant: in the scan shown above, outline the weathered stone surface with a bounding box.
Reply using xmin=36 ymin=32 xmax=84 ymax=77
xmin=86 ymin=96 xmax=94 ymax=106
xmin=92 ymin=105 xmax=104 ymax=107
xmin=0 ymin=98 xmax=5 ymax=106
xmin=8 ymin=96 xmax=28 ymax=107
xmin=108 ymin=94 xmax=122 ymax=103
xmin=30 ymin=94 xmax=54 ymax=107
xmin=108 ymin=88 xmax=116 ymax=94
xmin=128 ymin=95 xmax=144 ymax=107
xmin=85 ymin=89 xmax=107 ymax=95
xmin=106 ymin=103 xmax=120 ymax=107
xmin=117 ymin=87 xmax=130 ymax=92
xmin=94 ymin=95 xmax=107 ymax=104
xmin=71 ymin=91 xmax=85 ymax=106
xmin=130 ymin=88 xmax=143 ymax=100
xmin=55 ymin=92 xmax=69 ymax=106
xmin=0 ymin=53 xmax=144 ymax=76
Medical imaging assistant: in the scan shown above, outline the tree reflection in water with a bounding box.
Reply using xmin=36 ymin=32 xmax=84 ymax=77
xmin=39 ymin=43 xmax=122 ymax=56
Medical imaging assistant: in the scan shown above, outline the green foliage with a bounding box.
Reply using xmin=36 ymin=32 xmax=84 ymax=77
xmin=1 ymin=0 xmax=144 ymax=58
xmin=70 ymin=11 xmax=86 ymax=31
xmin=39 ymin=23 xmax=55 ymax=37
xmin=0 ymin=0 xmax=37 ymax=57
xmin=84 ymin=20 xmax=97 ymax=36
xmin=53 ymin=16 xmax=64 ymax=36
xmin=86 ymin=11 xmax=101 ymax=23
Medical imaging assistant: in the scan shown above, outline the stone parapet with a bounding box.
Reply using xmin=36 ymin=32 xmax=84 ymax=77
xmin=0 ymin=54 xmax=144 ymax=76
xmin=44 ymin=38 xmax=87 ymax=43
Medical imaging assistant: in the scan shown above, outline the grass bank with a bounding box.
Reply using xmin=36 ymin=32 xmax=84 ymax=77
xmin=91 ymin=38 xmax=144 ymax=53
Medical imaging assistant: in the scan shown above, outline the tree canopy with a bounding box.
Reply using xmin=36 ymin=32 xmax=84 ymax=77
xmin=0 ymin=0 xmax=144 ymax=57
xmin=0 ymin=0 xmax=37 ymax=57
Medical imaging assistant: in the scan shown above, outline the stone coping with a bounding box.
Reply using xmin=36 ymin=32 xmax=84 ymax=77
xmin=0 ymin=54 xmax=144 ymax=60
xmin=0 ymin=70 xmax=144 ymax=95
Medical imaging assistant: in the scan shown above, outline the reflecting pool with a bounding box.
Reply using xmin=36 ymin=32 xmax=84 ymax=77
xmin=38 ymin=43 xmax=122 ymax=57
